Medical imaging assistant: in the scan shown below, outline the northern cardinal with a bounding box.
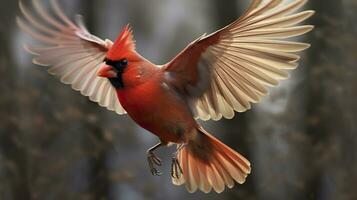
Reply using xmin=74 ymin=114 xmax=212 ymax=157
xmin=18 ymin=0 xmax=314 ymax=193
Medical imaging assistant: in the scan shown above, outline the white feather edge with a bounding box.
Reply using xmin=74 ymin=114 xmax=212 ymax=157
xmin=191 ymin=0 xmax=314 ymax=121
xmin=18 ymin=0 xmax=126 ymax=115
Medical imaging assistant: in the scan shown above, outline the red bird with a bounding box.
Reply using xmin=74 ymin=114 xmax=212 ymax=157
xmin=18 ymin=0 xmax=314 ymax=193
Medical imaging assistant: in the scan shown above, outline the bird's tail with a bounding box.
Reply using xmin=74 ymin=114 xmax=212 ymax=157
xmin=172 ymin=127 xmax=251 ymax=193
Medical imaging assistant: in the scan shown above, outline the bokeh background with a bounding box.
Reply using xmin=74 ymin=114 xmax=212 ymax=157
xmin=1 ymin=0 xmax=356 ymax=199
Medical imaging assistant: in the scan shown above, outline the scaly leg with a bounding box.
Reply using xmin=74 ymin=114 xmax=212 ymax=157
xmin=147 ymin=142 xmax=164 ymax=176
xmin=171 ymin=144 xmax=185 ymax=179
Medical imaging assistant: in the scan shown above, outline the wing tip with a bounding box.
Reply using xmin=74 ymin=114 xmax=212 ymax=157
xmin=304 ymin=25 xmax=315 ymax=31
xmin=18 ymin=1 xmax=25 ymax=13
xmin=23 ymin=44 xmax=39 ymax=55
xmin=306 ymin=10 xmax=316 ymax=17
xmin=33 ymin=58 xmax=49 ymax=66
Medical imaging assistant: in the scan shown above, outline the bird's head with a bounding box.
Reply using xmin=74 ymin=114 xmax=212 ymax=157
xmin=97 ymin=25 xmax=137 ymax=88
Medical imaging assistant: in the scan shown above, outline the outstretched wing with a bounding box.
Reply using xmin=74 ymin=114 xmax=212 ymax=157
xmin=164 ymin=0 xmax=314 ymax=120
xmin=17 ymin=0 xmax=126 ymax=114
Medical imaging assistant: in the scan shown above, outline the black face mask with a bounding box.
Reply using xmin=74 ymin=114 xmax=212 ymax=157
xmin=104 ymin=58 xmax=128 ymax=89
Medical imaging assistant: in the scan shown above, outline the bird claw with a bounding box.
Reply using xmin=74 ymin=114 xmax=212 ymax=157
xmin=171 ymin=157 xmax=183 ymax=179
xmin=150 ymin=167 xmax=163 ymax=176
xmin=147 ymin=152 xmax=162 ymax=176
xmin=146 ymin=143 xmax=184 ymax=178
xmin=150 ymin=153 xmax=162 ymax=166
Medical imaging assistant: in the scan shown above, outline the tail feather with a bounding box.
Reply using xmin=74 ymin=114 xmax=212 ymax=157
xmin=172 ymin=127 xmax=251 ymax=193
xmin=186 ymin=152 xmax=198 ymax=192
xmin=211 ymin=154 xmax=234 ymax=188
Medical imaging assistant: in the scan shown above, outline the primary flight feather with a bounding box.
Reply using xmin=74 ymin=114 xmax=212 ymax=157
xmin=18 ymin=0 xmax=314 ymax=193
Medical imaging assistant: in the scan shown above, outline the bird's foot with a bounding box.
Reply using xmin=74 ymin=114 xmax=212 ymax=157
xmin=147 ymin=152 xmax=162 ymax=176
xmin=170 ymin=144 xmax=185 ymax=179
xmin=171 ymin=157 xmax=183 ymax=179
xmin=150 ymin=166 xmax=162 ymax=176
xmin=171 ymin=156 xmax=183 ymax=179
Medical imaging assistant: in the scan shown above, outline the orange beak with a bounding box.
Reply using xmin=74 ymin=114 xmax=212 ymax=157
xmin=97 ymin=64 xmax=117 ymax=78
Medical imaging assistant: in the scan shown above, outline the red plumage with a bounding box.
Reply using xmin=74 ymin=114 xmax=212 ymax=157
xmin=107 ymin=25 xmax=136 ymax=61
xmin=18 ymin=0 xmax=314 ymax=193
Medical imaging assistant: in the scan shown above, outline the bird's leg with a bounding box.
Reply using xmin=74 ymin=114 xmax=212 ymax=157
xmin=171 ymin=144 xmax=185 ymax=179
xmin=147 ymin=142 xmax=164 ymax=176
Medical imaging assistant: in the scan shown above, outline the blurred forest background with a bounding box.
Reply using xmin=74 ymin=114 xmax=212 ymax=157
xmin=0 ymin=0 xmax=356 ymax=200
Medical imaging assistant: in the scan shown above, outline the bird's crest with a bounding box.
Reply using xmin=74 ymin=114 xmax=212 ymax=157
xmin=107 ymin=25 xmax=136 ymax=60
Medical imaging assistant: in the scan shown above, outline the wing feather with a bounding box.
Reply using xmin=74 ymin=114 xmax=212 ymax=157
xmin=164 ymin=0 xmax=314 ymax=120
xmin=18 ymin=0 xmax=126 ymax=115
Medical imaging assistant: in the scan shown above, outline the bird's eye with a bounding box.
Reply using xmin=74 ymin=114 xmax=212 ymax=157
xmin=119 ymin=59 xmax=128 ymax=67
xmin=113 ymin=59 xmax=128 ymax=71
xmin=105 ymin=58 xmax=128 ymax=72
